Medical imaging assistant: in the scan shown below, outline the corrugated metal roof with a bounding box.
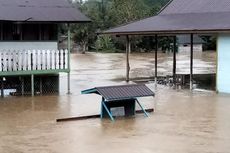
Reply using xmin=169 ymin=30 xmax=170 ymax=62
xmin=103 ymin=0 xmax=230 ymax=35
xmin=0 ymin=0 xmax=90 ymax=22
xmin=82 ymin=84 xmax=155 ymax=101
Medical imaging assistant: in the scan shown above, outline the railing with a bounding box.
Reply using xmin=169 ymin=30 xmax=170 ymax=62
xmin=0 ymin=49 xmax=68 ymax=73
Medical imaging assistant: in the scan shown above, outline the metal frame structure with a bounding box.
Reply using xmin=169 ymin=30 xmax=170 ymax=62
xmin=100 ymin=97 xmax=149 ymax=121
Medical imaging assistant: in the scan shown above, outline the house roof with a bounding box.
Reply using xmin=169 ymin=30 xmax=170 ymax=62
xmin=82 ymin=84 xmax=155 ymax=101
xmin=0 ymin=0 xmax=90 ymax=23
xmin=103 ymin=0 xmax=230 ymax=35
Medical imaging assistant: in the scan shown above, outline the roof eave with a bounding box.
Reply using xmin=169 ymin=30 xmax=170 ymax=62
xmin=0 ymin=20 xmax=91 ymax=24
xmin=102 ymin=29 xmax=230 ymax=36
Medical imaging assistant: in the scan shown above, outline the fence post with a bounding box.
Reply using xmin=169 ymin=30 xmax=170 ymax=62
xmin=60 ymin=49 xmax=64 ymax=69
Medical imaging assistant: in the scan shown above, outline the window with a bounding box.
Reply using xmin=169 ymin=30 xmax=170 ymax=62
xmin=0 ymin=23 xmax=2 ymax=40
xmin=0 ymin=23 xmax=58 ymax=41
xmin=22 ymin=24 xmax=39 ymax=40
xmin=40 ymin=24 xmax=58 ymax=41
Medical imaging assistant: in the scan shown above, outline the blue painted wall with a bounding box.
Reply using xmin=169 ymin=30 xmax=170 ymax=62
xmin=217 ymin=34 xmax=230 ymax=93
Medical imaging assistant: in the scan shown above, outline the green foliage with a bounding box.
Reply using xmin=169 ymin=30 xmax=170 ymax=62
xmin=94 ymin=35 xmax=116 ymax=52
xmin=200 ymin=36 xmax=217 ymax=51
xmin=68 ymin=0 xmax=170 ymax=52
xmin=110 ymin=0 xmax=149 ymax=25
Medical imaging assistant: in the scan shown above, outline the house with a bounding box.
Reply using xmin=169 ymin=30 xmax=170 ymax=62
xmin=103 ymin=0 xmax=230 ymax=93
xmin=177 ymin=35 xmax=204 ymax=53
xmin=0 ymin=0 xmax=90 ymax=97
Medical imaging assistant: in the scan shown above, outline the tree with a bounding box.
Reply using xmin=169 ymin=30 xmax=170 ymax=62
xmin=69 ymin=0 xmax=171 ymax=52
xmin=71 ymin=24 xmax=89 ymax=53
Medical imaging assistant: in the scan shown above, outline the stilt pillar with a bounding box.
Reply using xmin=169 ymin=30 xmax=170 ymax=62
xmin=21 ymin=77 xmax=25 ymax=96
xmin=67 ymin=23 xmax=71 ymax=94
xmin=31 ymin=74 xmax=34 ymax=96
xmin=173 ymin=36 xmax=177 ymax=87
xmin=190 ymin=34 xmax=194 ymax=90
xmin=1 ymin=77 xmax=4 ymax=98
xmin=155 ymin=35 xmax=158 ymax=86
xmin=126 ymin=35 xmax=131 ymax=82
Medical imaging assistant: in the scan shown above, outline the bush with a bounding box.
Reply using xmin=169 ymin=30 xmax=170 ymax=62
xmin=94 ymin=35 xmax=116 ymax=52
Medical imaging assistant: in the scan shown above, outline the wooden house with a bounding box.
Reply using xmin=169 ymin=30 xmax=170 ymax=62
xmin=0 ymin=0 xmax=90 ymax=97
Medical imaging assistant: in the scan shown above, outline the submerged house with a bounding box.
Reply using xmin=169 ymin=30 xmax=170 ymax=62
xmin=104 ymin=0 xmax=230 ymax=93
xmin=0 ymin=0 xmax=90 ymax=96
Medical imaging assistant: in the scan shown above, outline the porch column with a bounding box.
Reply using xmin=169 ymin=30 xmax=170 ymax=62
xmin=31 ymin=74 xmax=34 ymax=96
xmin=67 ymin=24 xmax=71 ymax=94
xmin=155 ymin=35 xmax=158 ymax=85
xmin=173 ymin=36 xmax=177 ymax=87
xmin=126 ymin=35 xmax=131 ymax=82
xmin=190 ymin=34 xmax=194 ymax=90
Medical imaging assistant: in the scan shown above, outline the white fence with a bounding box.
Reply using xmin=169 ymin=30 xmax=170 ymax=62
xmin=0 ymin=49 xmax=68 ymax=72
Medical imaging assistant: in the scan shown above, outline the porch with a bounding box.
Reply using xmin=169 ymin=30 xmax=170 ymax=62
xmin=0 ymin=49 xmax=70 ymax=97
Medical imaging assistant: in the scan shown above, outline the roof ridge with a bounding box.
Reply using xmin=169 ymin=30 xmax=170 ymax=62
xmin=96 ymin=84 xmax=146 ymax=89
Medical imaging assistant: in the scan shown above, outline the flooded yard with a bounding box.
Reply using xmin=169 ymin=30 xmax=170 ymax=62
xmin=1 ymin=52 xmax=230 ymax=153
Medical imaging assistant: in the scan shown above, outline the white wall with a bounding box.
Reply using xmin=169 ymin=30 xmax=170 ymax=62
xmin=0 ymin=42 xmax=58 ymax=50
xmin=217 ymin=34 xmax=230 ymax=93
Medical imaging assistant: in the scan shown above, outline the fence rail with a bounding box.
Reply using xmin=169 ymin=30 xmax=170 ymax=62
xmin=0 ymin=49 xmax=68 ymax=72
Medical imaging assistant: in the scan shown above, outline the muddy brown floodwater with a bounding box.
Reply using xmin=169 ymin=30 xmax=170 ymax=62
xmin=1 ymin=52 xmax=230 ymax=153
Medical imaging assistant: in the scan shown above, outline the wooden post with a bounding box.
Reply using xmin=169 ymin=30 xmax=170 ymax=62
xmin=21 ymin=77 xmax=25 ymax=96
xmin=67 ymin=24 xmax=71 ymax=94
xmin=1 ymin=77 xmax=4 ymax=98
xmin=190 ymin=34 xmax=194 ymax=90
xmin=173 ymin=36 xmax=177 ymax=87
xmin=40 ymin=77 xmax=42 ymax=95
xmin=126 ymin=35 xmax=130 ymax=82
xmin=155 ymin=35 xmax=158 ymax=85
xmin=31 ymin=74 xmax=34 ymax=96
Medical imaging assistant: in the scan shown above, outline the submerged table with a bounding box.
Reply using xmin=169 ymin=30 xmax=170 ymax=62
xmin=81 ymin=84 xmax=155 ymax=121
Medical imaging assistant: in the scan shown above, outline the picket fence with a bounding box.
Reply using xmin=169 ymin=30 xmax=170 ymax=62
xmin=0 ymin=49 xmax=68 ymax=72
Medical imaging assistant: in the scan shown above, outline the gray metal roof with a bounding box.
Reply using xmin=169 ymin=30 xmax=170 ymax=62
xmin=0 ymin=0 xmax=90 ymax=23
xmin=103 ymin=0 xmax=230 ymax=35
xmin=82 ymin=84 xmax=155 ymax=101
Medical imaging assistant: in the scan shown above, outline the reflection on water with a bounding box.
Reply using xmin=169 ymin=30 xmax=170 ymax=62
xmin=1 ymin=52 xmax=230 ymax=153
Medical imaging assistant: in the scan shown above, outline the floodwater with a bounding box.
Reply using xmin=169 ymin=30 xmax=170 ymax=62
xmin=1 ymin=52 xmax=230 ymax=153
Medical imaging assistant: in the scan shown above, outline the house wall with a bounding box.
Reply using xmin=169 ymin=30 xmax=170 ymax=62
xmin=217 ymin=34 xmax=230 ymax=93
xmin=0 ymin=42 xmax=58 ymax=50
xmin=178 ymin=44 xmax=203 ymax=53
